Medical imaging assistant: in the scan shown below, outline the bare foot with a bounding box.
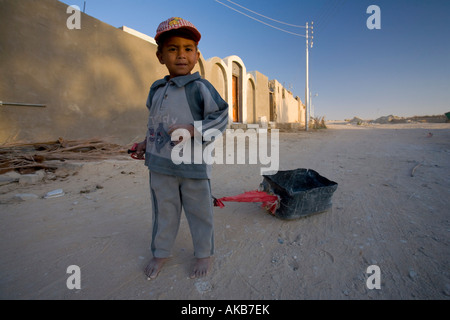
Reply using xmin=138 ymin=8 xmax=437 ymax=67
xmin=144 ymin=257 xmax=168 ymax=280
xmin=190 ymin=257 xmax=212 ymax=279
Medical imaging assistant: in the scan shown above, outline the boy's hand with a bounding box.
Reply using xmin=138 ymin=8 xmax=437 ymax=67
xmin=135 ymin=140 xmax=146 ymax=159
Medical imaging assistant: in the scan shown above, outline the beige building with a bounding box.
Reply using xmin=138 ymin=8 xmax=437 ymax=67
xmin=0 ymin=0 xmax=305 ymax=144
xmin=269 ymin=80 xmax=305 ymax=125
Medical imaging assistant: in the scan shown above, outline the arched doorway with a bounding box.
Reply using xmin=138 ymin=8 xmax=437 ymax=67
xmin=247 ymin=77 xmax=256 ymax=123
xmin=232 ymin=61 xmax=242 ymax=123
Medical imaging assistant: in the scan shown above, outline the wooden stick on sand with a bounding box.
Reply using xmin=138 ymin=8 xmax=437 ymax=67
xmin=411 ymin=163 xmax=423 ymax=177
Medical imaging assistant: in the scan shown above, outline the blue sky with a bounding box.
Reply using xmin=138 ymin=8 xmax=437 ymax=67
xmin=61 ymin=0 xmax=450 ymax=120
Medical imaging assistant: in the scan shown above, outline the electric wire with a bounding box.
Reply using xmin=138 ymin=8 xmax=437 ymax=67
xmin=313 ymin=0 xmax=338 ymax=27
xmin=313 ymin=0 xmax=346 ymax=35
xmin=225 ymin=0 xmax=306 ymax=28
xmin=215 ymin=0 xmax=306 ymax=37
xmin=314 ymin=1 xmax=339 ymax=33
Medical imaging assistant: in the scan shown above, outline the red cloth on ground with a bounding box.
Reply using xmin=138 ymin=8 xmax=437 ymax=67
xmin=214 ymin=191 xmax=279 ymax=214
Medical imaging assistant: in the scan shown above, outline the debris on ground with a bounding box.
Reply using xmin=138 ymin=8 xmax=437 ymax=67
xmin=0 ymin=137 xmax=127 ymax=174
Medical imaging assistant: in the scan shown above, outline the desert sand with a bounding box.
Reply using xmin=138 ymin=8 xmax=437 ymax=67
xmin=0 ymin=121 xmax=449 ymax=300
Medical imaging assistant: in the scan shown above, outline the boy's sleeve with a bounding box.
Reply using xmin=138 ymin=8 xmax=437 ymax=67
xmin=192 ymin=79 xmax=229 ymax=137
xmin=146 ymin=79 xmax=166 ymax=111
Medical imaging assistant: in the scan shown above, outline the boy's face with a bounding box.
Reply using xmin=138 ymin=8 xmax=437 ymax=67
xmin=157 ymin=36 xmax=200 ymax=78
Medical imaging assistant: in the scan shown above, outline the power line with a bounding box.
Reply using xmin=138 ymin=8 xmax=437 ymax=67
xmin=313 ymin=0 xmax=346 ymax=35
xmin=215 ymin=0 xmax=306 ymax=37
xmin=311 ymin=0 xmax=338 ymax=26
xmin=225 ymin=0 xmax=306 ymax=28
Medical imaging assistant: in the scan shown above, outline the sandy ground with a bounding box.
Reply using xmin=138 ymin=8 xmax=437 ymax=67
xmin=0 ymin=122 xmax=449 ymax=300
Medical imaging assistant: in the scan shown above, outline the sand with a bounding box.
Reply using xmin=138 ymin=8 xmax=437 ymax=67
xmin=0 ymin=122 xmax=449 ymax=300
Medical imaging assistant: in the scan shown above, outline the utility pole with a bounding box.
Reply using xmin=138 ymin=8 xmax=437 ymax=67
xmin=305 ymin=21 xmax=313 ymax=131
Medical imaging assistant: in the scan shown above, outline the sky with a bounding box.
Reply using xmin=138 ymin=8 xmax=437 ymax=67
xmin=60 ymin=0 xmax=450 ymax=120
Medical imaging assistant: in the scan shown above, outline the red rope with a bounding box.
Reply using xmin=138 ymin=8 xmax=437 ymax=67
xmin=214 ymin=190 xmax=279 ymax=214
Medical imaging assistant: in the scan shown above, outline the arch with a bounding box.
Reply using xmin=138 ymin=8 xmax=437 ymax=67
xmin=193 ymin=52 xmax=206 ymax=78
xmin=246 ymin=74 xmax=256 ymax=123
xmin=231 ymin=61 xmax=242 ymax=122
xmin=206 ymin=57 xmax=228 ymax=101
xmin=223 ymin=55 xmax=248 ymax=124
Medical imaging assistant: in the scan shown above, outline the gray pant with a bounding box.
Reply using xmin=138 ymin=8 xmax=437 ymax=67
xmin=149 ymin=171 xmax=214 ymax=259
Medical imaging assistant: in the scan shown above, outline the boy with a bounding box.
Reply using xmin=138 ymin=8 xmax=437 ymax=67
xmin=135 ymin=17 xmax=228 ymax=279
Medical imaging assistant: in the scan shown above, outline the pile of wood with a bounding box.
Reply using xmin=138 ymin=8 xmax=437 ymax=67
xmin=0 ymin=138 xmax=127 ymax=174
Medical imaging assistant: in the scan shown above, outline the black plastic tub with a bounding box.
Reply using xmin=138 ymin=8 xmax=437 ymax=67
xmin=260 ymin=168 xmax=338 ymax=220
